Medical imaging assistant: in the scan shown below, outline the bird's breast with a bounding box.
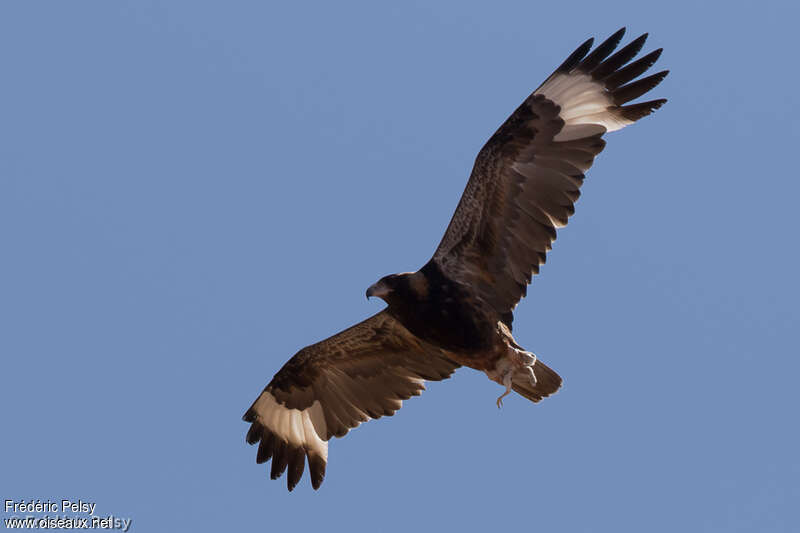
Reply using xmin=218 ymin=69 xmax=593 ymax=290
xmin=389 ymin=270 xmax=497 ymax=355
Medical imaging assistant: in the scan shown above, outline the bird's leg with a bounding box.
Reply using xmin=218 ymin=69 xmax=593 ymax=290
xmin=521 ymin=350 xmax=537 ymax=386
xmin=496 ymin=370 xmax=513 ymax=408
xmin=509 ymin=346 xmax=538 ymax=387
xmin=490 ymin=345 xmax=539 ymax=407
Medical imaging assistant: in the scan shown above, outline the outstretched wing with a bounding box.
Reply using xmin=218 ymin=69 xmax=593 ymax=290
xmin=243 ymin=310 xmax=460 ymax=491
xmin=433 ymin=28 xmax=667 ymax=316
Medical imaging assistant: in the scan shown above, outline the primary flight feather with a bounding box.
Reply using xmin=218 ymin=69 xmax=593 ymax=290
xmin=244 ymin=28 xmax=668 ymax=491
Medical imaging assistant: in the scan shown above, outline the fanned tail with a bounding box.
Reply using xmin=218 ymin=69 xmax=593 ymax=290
xmin=513 ymin=359 xmax=562 ymax=403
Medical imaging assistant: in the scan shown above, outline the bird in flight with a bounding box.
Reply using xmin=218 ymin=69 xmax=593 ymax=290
xmin=244 ymin=28 xmax=668 ymax=491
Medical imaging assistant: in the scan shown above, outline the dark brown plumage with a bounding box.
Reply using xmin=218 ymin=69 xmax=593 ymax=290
xmin=244 ymin=28 xmax=668 ymax=490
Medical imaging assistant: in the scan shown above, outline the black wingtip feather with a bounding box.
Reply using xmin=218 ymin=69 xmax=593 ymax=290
xmin=246 ymin=421 xmax=262 ymax=445
xmin=555 ymin=37 xmax=594 ymax=73
xmin=612 ymin=70 xmax=669 ymax=105
xmin=579 ymin=28 xmax=626 ymax=72
xmin=618 ymin=98 xmax=668 ymax=121
xmin=246 ymin=417 xmax=328 ymax=490
xmin=592 ymin=33 xmax=648 ymax=79
xmin=256 ymin=431 xmax=275 ymax=464
xmin=270 ymin=439 xmax=289 ymax=480
xmin=287 ymin=447 xmax=305 ymax=491
xmin=308 ymin=454 xmax=326 ymax=490
xmin=605 ymin=48 xmax=663 ymax=90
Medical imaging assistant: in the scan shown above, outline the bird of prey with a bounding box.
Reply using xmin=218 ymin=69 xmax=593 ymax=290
xmin=244 ymin=28 xmax=667 ymax=491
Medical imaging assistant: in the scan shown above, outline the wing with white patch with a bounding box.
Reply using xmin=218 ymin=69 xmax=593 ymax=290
xmin=243 ymin=310 xmax=459 ymax=491
xmin=433 ymin=28 xmax=667 ymax=316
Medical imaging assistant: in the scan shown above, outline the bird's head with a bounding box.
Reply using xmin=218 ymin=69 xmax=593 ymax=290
xmin=366 ymin=271 xmax=427 ymax=306
xmin=365 ymin=274 xmax=403 ymax=303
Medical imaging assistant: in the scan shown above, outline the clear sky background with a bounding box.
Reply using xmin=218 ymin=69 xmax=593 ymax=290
xmin=2 ymin=1 xmax=798 ymax=532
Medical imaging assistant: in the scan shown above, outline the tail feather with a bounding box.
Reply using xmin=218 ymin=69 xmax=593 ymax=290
xmin=512 ymin=359 xmax=562 ymax=403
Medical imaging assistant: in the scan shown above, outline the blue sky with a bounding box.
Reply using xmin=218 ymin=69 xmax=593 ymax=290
xmin=2 ymin=1 xmax=798 ymax=531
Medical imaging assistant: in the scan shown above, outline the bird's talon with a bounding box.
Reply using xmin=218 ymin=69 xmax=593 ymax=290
xmin=525 ymin=365 xmax=538 ymax=386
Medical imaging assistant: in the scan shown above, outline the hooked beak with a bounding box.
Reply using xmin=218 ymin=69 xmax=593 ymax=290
xmin=366 ymin=280 xmax=391 ymax=300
